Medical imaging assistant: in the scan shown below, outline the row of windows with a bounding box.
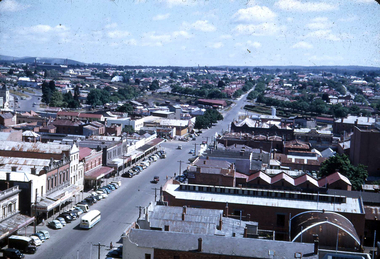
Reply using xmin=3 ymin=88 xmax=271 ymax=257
xmin=1 ymin=202 xmax=16 ymax=218
xmin=47 ymin=170 xmax=69 ymax=191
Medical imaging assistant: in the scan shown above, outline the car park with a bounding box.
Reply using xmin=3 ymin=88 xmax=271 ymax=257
xmin=48 ymin=220 xmax=63 ymax=229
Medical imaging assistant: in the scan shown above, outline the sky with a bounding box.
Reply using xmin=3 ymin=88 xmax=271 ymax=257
xmin=0 ymin=0 xmax=379 ymax=67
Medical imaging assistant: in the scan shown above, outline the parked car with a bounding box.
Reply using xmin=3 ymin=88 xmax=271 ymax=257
xmin=29 ymin=236 xmax=42 ymax=246
xmin=85 ymin=196 xmax=97 ymax=204
xmin=107 ymin=184 xmax=116 ymax=191
xmin=122 ymin=171 xmax=134 ymax=178
xmin=109 ymin=182 xmax=119 ymax=189
xmin=48 ymin=220 xmax=63 ymax=229
xmin=72 ymin=207 xmax=84 ymax=215
xmin=37 ymin=230 xmax=50 ymax=240
xmin=1 ymin=248 xmax=25 ymax=258
xmin=56 ymin=217 xmax=67 ymax=226
xmin=106 ymin=246 xmax=123 ymax=258
xmin=8 ymin=236 xmax=37 ymax=254
xmin=31 ymin=232 xmax=45 ymax=242
xmin=58 ymin=213 xmax=73 ymax=223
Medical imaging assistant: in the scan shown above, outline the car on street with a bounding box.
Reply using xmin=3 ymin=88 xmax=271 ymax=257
xmin=106 ymin=246 xmax=123 ymax=258
xmin=1 ymin=248 xmax=25 ymax=259
xmin=37 ymin=230 xmax=50 ymax=240
xmin=151 ymin=176 xmax=159 ymax=183
xmin=32 ymin=232 xmax=45 ymax=242
xmin=48 ymin=220 xmax=63 ymax=229
xmin=29 ymin=236 xmax=42 ymax=246
xmin=56 ymin=217 xmax=67 ymax=226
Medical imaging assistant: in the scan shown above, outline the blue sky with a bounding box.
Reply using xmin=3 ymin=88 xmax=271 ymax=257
xmin=0 ymin=0 xmax=379 ymax=67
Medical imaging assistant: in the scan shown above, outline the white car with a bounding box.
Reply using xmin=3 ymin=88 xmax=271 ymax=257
xmin=96 ymin=190 xmax=108 ymax=198
xmin=30 ymin=235 xmax=42 ymax=246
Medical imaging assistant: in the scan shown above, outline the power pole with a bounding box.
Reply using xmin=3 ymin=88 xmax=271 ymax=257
xmin=152 ymin=187 xmax=159 ymax=202
xmin=93 ymin=243 xmax=106 ymax=259
xmin=34 ymin=191 xmax=37 ymax=233
xmin=177 ymin=160 xmax=184 ymax=176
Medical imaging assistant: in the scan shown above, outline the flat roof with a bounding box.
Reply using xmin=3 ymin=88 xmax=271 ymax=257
xmin=164 ymin=182 xmax=363 ymax=214
xmin=126 ymin=229 xmax=317 ymax=258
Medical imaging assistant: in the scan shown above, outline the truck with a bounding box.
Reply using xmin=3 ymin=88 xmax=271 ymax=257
xmin=8 ymin=235 xmax=37 ymax=254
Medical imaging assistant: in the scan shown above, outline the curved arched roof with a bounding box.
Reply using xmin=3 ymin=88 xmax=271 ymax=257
xmin=290 ymin=211 xmax=360 ymax=245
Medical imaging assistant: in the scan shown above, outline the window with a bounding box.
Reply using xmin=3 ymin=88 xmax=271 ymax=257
xmin=145 ymin=254 xmax=151 ymax=259
xmin=8 ymin=203 xmax=12 ymax=213
xmin=277 ymin=214 xmax=285 ymax=227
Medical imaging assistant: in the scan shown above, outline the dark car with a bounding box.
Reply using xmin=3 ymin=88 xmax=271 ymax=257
xmin=122 ymin=171 xmax=134 ymax=178
xmin=85 ymin=196 xmax=97 ymax=204
xmin=62 ymin=211 xmax=77 ymax=220
xmin=58 ymin=213 xmax=73 ymax=223
xmin=106 ymin=246 xmax=122 ymax=258
xmin=1 ymin=248 xmax=25 ymax=259
xmin=151 ymin=176 xmax=159 ymax=184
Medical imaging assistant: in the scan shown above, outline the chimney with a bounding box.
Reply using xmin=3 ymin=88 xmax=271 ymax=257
xmin=183 ymin=206 xmax=187 ymax=214
xmin=31 ymin=167 xmax=36 ymax=175
xmin=313 ymin=234 xmax=319 ymax=254
xmin=244 ymin=227 xmax=248 ymax=238
xmin=198 ymin=238 xmax=202 ymax=252
xmin=203 ymin=160 xmax=206 ymax=165
xmin=164 ymin=225 xmax=170 ymax=231
xmin=218 ymin=214 xmax=223 ymax=230
xmin=224 ymin=203 xmax=229 ymax=217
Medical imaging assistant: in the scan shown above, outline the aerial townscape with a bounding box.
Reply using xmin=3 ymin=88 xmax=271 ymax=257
xmin=0 ymin=0 xmax=379 ymax=259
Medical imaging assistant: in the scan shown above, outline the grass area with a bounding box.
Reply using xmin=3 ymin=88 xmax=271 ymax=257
xmin=10 ymin=90 xmax=29 ymax=98
xmin=22 ymin=88 xmax=35 ymax=94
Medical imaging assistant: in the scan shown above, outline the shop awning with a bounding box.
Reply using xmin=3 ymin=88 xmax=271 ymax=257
xmin=138 ymin=138 xmax=165 ymax=153
xmin=34 ymin=185 xmax=82 ymax=212
xmin=0 ymin=213 xmax=35 ymax=240
xmin=85 ymin=166 xmax=114 ymax=180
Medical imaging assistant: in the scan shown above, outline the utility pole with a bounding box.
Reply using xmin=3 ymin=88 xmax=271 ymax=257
xmin=152 ymin=187 xmax=159 ymax=202
xmin=177 ymin=160 xmax=184 ymax=176
xmin=93 ymin=243 xmax=106 ymax=259
xmin=194 ymin=143 xmax=201 ymax=156
xmin=34 ymin=191 xmax=37 ymax=233
xmin=203 ymin=136 xmax=209 ymax=145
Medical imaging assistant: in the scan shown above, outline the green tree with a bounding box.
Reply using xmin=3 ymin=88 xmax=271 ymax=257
xmin=41 ymin=81 xmax=52 ymax=104
xmin=319 ymin=154 xmax=368 ymax=190
xmin=149 ymin=80 xmax=160 ymax=91
xmin=87 ymin=89 xmax=110 ymax=106
xmin=50 ymin=91 xmax=64 ymax=107
xmin=116 ymin=103 xmax=134 ymax=113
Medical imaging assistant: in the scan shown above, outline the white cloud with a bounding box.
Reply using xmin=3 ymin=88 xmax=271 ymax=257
xmin=220 ymin=34 xmax=232 ymax=39
xmin=306 ymin=17 xmax=333 ymax=30
xmin=286 ymin=17 xmax=294 ymax=22
xmin=141 ymin=30 xmax=191 ymax=47
xmin=26 ymin=24 xmax=69 ymax=34
xmin=211 ymin=42 xmax=223 ymax=49
xmin=185 ymin=20 xmax=216 ymax=32
xmin=107 ymin=30 xmax=130 ymax=39
xmin=292 ymin=41 xmax=313 ymax=49
xmin=232 ymin=5 xmax=277 ymax=23
xmin=105 ymin=23 xmax=118 ymax=29
xmin=123 ymin=39 xmax=137 ymax=46
xmin=234 ymin=23 xmax=284 ymax=36
xmin=351 ymin=0 xmax=376 ymax=3
xmin=0 ymin=0 xmax=30 ymax=12
xmin=309 ymin=55 xmax=344 ymax=61
xmin=236 ymin=40 xmax=261 ymax=48
xmin=162 ymin=0 xmax=196 ymax=7
xmin=306 ymin=29 xmax=340 ymax=41
xmin=275 ymin=0 xmax=338 ymax=12
xmin=339 ymin=15 xmax=358 ymax=22
xmin=153 ymin=13 xmax=170 ymax=21
xmin=173 ymin=30 xmax=192 ymax=39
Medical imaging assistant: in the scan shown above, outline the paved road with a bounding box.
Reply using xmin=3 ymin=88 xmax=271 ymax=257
xmin=13 ymin=89 xmax=42 ymax=112
xmin=26 ymin=90 xmax=252 ymax=259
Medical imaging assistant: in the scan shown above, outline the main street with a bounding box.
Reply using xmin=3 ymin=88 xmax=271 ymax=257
xmin=27 ymin=90 xmax=252 ymax=259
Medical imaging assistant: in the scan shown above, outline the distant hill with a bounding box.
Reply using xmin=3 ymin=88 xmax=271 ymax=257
xmin=0 ymin=55 xmax=85 ymax=65
xmin=216 ymin=65 xmax=380 ymax=71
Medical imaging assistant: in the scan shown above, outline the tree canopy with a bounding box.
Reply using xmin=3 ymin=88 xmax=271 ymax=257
xmin=319 ymin=154 xmax=368 ymax=190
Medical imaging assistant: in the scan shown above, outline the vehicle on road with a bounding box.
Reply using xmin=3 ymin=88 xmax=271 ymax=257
xmin=151 ymin=176 xmax=159 ymax=183
xmin=76 ymin=204 xmax=89 ymax=213
xmin=31 ymin=232 xmax=45 ymax=242
xmin=106 ymin=246 xmax=123 ymax=258
xmin=37 ymin=230 xmax=50 ymax=240
xmin=80 ymin=210 xmax=101 ymax=229
xmin=48 ymin=220 xmax=63 ymax=229
xmin=29 ymin=236 xmax=42 ymax=246
xmin=177 ymin=145 xmax=182 ymax=150
xmin=56 ymin=217 xmax=67 ymax=226
xmin=8 ymin=236 xmax=37 ymax=254
xmin=58 ymin=213 xmax=73 ymax=223
xmin=0 ymin=248 xmax=25 ymax=259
